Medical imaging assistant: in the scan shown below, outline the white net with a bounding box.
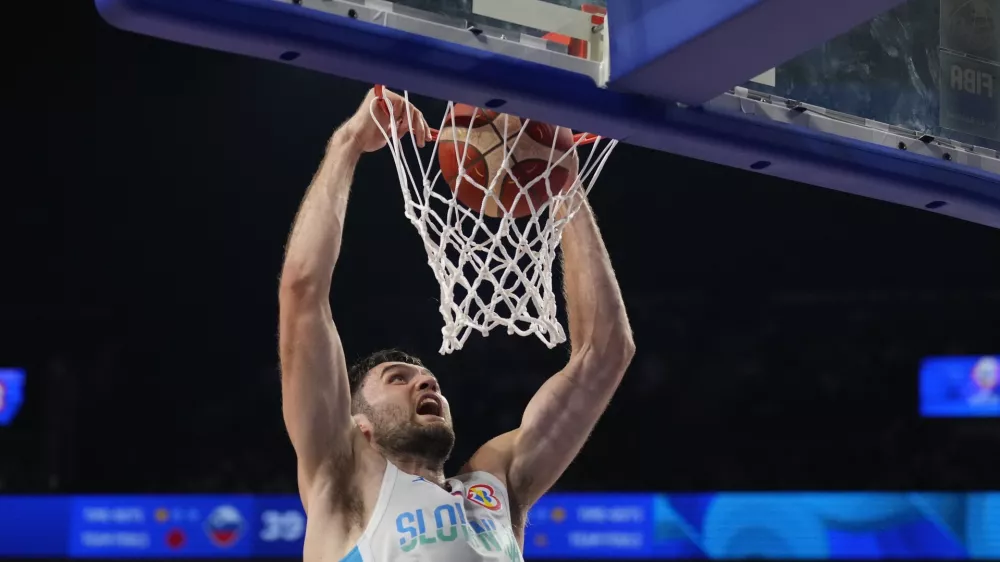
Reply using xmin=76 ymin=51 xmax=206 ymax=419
xmin=371 ymin=88 xmax=617 ymax=354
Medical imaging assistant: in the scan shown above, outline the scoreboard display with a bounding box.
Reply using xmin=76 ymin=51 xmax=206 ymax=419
xmin=0 ymin=492 xmax=997 ymax=559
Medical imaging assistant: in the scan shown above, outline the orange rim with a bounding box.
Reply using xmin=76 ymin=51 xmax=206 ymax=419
xmin=373 ymin=85 xmax=600 ymax=145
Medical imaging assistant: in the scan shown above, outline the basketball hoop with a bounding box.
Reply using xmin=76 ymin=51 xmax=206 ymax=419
xmin=371 ymin=86 xmax=617 ymax=354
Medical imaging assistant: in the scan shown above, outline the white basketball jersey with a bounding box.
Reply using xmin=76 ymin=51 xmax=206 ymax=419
xmin=339 ymin=462 xmax=523 ymax=562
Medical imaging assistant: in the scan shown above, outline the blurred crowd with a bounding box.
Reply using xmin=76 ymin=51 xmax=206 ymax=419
xmin=3 ymin=288 xmax=997 ymax=495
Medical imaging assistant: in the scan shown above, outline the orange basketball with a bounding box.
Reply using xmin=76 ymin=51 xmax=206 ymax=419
xmin=437 ymin=104 xmax=578 ymax=218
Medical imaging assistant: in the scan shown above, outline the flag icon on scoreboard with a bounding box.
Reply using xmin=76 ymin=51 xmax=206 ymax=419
xmin=204 ymin=505 xmax=244 ymax=548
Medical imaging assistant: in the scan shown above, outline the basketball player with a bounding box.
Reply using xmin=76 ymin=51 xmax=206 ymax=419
xmin=278 ymin=88 xmax=634 ymax=562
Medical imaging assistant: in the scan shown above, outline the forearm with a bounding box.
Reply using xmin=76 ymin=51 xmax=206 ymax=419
xmin=280 ymin=127 xmax=363 ymax=295
xmin=560 ymin=200 xmax=634 ymax=362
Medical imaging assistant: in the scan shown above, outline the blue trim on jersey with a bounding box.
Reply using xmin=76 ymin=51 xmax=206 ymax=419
xmin=340 ymin=546 xmax=363 ymax=562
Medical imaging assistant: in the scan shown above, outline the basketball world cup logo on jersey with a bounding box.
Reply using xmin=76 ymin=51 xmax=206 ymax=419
xmin=467 ymin=484 xmax=502 ymax=511
xmin=204 ymin=505 xmax=245 ymax=548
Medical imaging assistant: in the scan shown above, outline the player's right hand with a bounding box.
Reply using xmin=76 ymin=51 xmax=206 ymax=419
xmin=345 ymin=87 xmax=432 ymax=153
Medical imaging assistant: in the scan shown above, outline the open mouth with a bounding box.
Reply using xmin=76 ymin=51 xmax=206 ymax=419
xmin=416 ymin=396 xmax=443 ymax=417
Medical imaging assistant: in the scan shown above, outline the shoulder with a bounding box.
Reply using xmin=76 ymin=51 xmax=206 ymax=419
xmin=460 ymin=430 xmax=518 ymax=484
xmin=297 ymin=435 xmax=392 ymax=562
xmin=302 ymin=429 xmax=388 ymax=523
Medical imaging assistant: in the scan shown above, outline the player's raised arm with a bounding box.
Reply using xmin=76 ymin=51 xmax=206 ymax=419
xmin=467 ymin=194 xmax=634 ymax=510
xmin=278 ymin=89 xmax=430 ymax=504
xmin=512 ymin=197 xmax=634 ymax=503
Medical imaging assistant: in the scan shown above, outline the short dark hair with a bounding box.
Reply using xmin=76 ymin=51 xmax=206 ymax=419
xmin=347 ymin=349 xmax=424 ymax=411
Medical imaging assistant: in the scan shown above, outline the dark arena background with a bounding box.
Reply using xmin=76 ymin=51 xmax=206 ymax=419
xmin=2 ymin=1 xmax=1000 ymax=561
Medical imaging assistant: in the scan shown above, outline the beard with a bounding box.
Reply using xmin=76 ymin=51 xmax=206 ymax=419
xmin=368 ymin=405 xmax=456 ymax=466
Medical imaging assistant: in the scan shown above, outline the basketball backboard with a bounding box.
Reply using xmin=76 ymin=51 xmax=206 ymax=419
xmin=96 ymin=0 xmax=1000 ymax=228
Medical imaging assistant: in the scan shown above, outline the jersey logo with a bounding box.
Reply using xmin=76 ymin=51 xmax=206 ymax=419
xmin=467 ymin=484 xmax=502 ymax=511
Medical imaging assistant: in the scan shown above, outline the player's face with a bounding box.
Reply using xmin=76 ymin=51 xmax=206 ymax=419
xmin=359 ymin=362 xmax=455 ymax=462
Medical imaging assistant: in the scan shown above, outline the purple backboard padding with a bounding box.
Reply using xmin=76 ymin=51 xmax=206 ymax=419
xmin=607 ymin=0 xmax=909 ymax=106
xmin=95 ymin=0 xmax=1000 ymax=228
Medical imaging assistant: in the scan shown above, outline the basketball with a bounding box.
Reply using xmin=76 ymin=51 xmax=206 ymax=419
xmin=437 ymin=104 xmax=579 ymax=218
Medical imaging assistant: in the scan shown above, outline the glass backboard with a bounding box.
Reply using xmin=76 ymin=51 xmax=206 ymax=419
xmin=744 ymin=0 xmax=999 ymax=151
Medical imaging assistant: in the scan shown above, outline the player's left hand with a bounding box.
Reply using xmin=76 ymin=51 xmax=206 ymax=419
xmin=345 ymin=87 xmax=432 ymax=153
